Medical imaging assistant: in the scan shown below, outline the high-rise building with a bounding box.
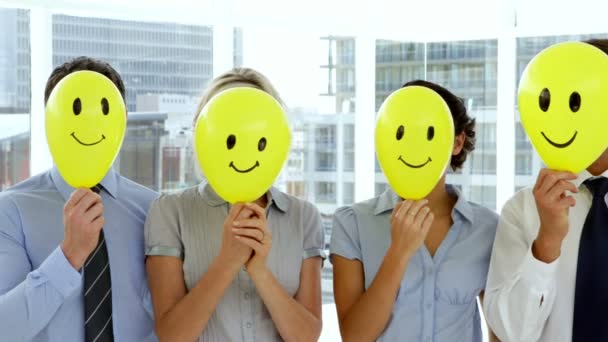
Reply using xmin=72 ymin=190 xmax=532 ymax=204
xmin=52 ymin=15 xmax=215 ymax=112
xmin=0 ymin=9 xmax=30 ymax=114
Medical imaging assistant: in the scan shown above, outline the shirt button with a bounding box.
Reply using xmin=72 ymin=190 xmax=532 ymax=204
xmin=244 ymin=293 xmax=250 ymax=300
xmin=246 ymin=322 xmax=252 ymax=328
xmin=426 ymin=303 xmax=432 ymax=309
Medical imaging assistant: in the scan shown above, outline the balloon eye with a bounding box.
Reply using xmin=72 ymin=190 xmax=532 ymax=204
xmin=227 ymin=135 xmax=236 ymax=150
xmin=569 ymin=92 xmax=581 ymax=113
xmin=396 ymin=125 xmax=404 ymax=141
xmin=427 ymin=126 xmax=435 ymax=141
xmin=539 ymin=88 xmax=551 ymax=112
xmin=101 ymin=98 xmax=110 ymax=115
xmin=73 ymin=98 xmax=82 ymax=115
xmin=258 ymin=137 xmax=267 ymax=152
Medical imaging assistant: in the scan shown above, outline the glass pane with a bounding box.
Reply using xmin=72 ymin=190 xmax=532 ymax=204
xmin=243 ymin=31 xmax=356 ymax=309
xmin=514 ymin=34 xmax=606 ymax=191
xmin=52 ymin=15 xmax=240 ymax=193
xmin=374 ymin=40 xmax=425 ymax=197
xmin=0 ymin=8 xmax=30 ymax=191
xmin=373 ymin=39 xmax=498 ymax=210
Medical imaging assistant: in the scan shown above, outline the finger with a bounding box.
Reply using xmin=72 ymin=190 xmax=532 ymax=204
xmin=233 ymin=218 xmax=264 ymax=230
xmin=235 ymin=235 xmax=264 ymax=253
xmin=64 ymin=188 xmax=90 ymax=212
xmin=420 ymin=213 xmax=434 ymax=235
xmin=396 ymin=200 xmax=414 ymax=221
xmin=245 ymin=202 xmax=266 ymax=218
xmin=232 ymin=228 xmax=264 ymax=242
xmin=538 ymin=171 xmax=578 ymax=195
xmin=227 ymin=203 xmax=246 ymax=222
xmin=91 ymin=216 xmax=105 ymax=232
xmin=413 ymin=206 xmax=431 ymax=229
xmin=546 ymin=180 xmax=578 ymax=202
xmin=558 ymin=195 xmax=576 ymax=208
xmin=74 ymin=192 xmax=102 ymax=214
xmin=533 ymin=169 xmax=549 ymax=193
xmin=390 ymin=201 xmax=404 ymax=224
xmin=83 ymin=203 xmax=104 ymax=223
xmin=236 ymin=206 xmax=255 ymax=220
xmin=405 ymin=199 xmax=429 ymax=220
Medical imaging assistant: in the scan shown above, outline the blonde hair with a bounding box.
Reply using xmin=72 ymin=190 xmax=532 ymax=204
xmin=193 ymin=67 xmax=284 ymax=126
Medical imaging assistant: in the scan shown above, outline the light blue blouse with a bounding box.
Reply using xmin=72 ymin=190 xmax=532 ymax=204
xmin=330 ymin=185 xmax=498 ymax=342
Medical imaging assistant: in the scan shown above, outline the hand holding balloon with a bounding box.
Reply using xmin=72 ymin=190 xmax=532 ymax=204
xmin=531 ymin=169 xmax=578 ymax=263
xmin=232 ymin=203 xmax=272 ymax=274
xmin=61 ymin=189 xmax=105 ymax=270
xmin=388 ymin=199 xmax=434 ymax=261
xmin=218 ymin=204 xmax=255 ymax=270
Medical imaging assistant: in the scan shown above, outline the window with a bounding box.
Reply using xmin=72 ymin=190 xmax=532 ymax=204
xmin=0 ymin=8 xmax=30 ymax=190
xmin=514 ymin=33 xmax=607 ymax=190
xmin=374 ymin=39 xmax=498 ymax=210
xmin=315 ymin=181 xmax=337 ymax=204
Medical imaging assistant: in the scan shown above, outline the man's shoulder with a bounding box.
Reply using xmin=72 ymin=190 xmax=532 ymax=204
xmin=0 ymin=171 xmax=57 ymax=205
xmin=115 ymin=175 xmax=159 ymax=205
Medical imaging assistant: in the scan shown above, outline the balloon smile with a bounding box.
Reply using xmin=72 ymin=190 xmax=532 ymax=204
xmin=229 ymin=161 xmax=260 ymax=173
xmin=70 ymin=132 xmax=106 ymax=146
xmin=398 ymin=155 xmax=432 ymax=169
xmin=541 ymin=131 xmax=578 ymax=148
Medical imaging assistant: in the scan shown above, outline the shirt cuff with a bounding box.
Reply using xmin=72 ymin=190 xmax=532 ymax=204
xmin=146 ymin=245 xmax=184 ymax=259
xmin=36 ymin=246 xmax=82 ymax=298
xmin=302 ymin=248 xmax=326 ymax=260
xmin=519 ymin=245 xmax=559 ymax=291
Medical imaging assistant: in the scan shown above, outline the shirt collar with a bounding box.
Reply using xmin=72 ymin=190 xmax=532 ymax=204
xmin=373 ymin=184 xmax=474 ymax=223
xmin=51 ymin=166 xmax=119 ymax=201
xmin=199 ymin=182 xmax=289 ymax=213
xmin=574 ymin=169 xmax=608 ymax=188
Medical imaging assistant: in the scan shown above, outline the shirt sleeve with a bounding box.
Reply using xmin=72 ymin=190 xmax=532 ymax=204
xmin=329 ymin=206 xmax=362 ymax=262
xmin=145 ymin=195 xmax=184 ymax=259
xmin=0 ymin=196 xmax=82 ymax=341
xmin=301 ymin=201 xmax=326 ymax=260
xmin=483 ymin=192 xmax=559 ymax=342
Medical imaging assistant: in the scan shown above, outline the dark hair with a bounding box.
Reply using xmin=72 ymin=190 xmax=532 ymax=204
xmin=402 ymin=79 xmax=476 ymax=170
xmin=44 ymin=56 xmax=126 ymax=104
xmin=584 ymin=38 xmax=608 ymax=55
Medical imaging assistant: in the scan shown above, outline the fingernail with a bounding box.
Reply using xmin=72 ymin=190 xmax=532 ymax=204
xmin=232 ymin=228 xmax=239 ymax=232
xmin=245 ymin=203 xmax=253 ymax=207
xmin=235 ymin=236 xmax=241 ymax=239
xmin=233 ymin=221 xmax=239 ymax=226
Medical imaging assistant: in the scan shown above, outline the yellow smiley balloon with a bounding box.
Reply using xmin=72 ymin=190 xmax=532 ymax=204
xmin=518 ymin=41 xmax=608 ymax=173
xmin=376 ymin=86 xmax=455 ymax=200
xmin=46 ymin=70 xmax=126 ymax=188
xmin=195 ymin=87 xmax=291 ymax=203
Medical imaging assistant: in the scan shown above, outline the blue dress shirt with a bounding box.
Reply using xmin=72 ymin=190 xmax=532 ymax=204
xmin=0 ymin=167 xmax=158 ymax=341
xmin=330 ymin=185 xmax=499 ymax=342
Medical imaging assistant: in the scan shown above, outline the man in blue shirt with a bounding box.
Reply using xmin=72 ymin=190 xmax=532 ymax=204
xmin=0 ymin=57 xmax=158 ymax=341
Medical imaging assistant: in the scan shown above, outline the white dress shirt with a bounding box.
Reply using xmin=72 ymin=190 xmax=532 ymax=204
xmin=484 ymin=170 xmax=608 ymax=342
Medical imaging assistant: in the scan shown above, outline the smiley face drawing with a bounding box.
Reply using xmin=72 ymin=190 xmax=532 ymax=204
xmin=376 ymin=86 xmax=455 ymax=200
xmin=195 ymin=87 xmax=291 ymax=203
xmin=45 ymin=70 xmax=126 ymax=188
xmin=518 ymin=41 xmax=608 ymax=173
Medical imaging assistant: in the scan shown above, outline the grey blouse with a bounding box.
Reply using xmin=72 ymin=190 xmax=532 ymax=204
xmin=145 ymin=183 xmax=325 ymax=342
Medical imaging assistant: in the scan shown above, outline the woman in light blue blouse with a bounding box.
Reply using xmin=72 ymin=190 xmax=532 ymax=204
xmin=331 ymin=80 xmax=499 ymax=342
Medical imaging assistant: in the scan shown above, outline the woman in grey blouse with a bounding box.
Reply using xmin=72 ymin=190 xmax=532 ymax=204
xmin=331 ymin=80 xmax=499 ymax=342
xmin=145 ymin=68 xmax=325 ymax=342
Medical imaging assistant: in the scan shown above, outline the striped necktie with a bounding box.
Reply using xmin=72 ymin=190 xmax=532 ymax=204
xmin=84 ymin=184 xmax=114 ymax=342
